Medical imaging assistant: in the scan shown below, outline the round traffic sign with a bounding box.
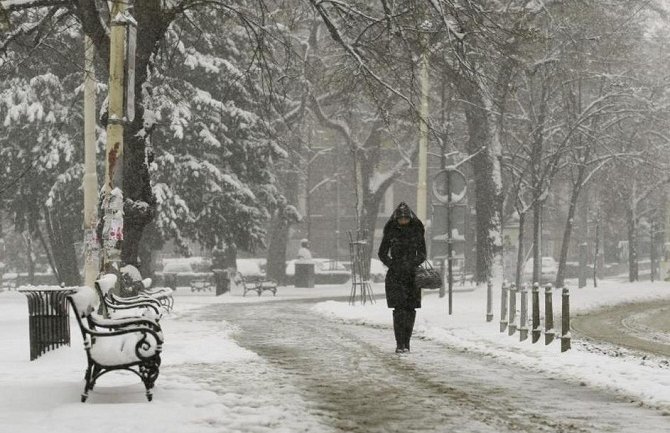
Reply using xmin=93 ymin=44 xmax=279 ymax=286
xmin=432 ymin=169 xmax=467 ymax=204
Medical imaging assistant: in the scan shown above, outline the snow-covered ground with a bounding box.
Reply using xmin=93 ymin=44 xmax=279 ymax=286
xmin=0 ymin=283 xmax=352 ymax=433
xmin=313 ymin=277 xmax=670 ymax=409
xmin=3 ymin=277 xmax=670 ymax=432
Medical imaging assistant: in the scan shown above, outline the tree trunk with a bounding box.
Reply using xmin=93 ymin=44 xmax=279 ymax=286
xmin=36 ymin=216 xmax=60 ymax=283
xmin=267 ymin=211 xmax=291 ymax=284
xmin=352 ymin=149 xmax=365 ymax=229
xmin=463 ymin=98 xmax=504 ymax=285
xmin=58 ymin=227 xmax=81 ymax=286
xmin=555 ymin=184 xmax=581 ymax=288
xmin=650 ymin=216 xmax=657 ymax=282
xmin=266 ymin=164 xmax=300 ymax=285
xmin=628 ymin=208 xmax=639 ymax=282
xmin=22 ymin=231 xmax=35 ymax=285
xmin=353 ymin=127 xmax=385 ymax=272
xmin=515 ymin=211 xmax=526 ymax=288
xmin=38 ymin=226 xmax=61 ymax=284
xmin=360 ymin=194 xmax=383 ymax=270
xmin=227 ymin=244 xmax=238 ymax=270
xmin=75 ymin=1 xmax=172 ymax=269
xmin=593 ymin=217 xmax=600 ymax=287
xmin=306 ymin=184 xmax=312 ymax=243
xmin=138 ymin=238 xmax=155 ymax=280
xmin=118 ymin=6 xmax=168 ymax=268
xmin=44 ymin=205 xmax=81 ymax=286
xmin=532 ymin=201 xmax=542 ymax=284
xmin=121 ymin=97 xmax=156 ymax=268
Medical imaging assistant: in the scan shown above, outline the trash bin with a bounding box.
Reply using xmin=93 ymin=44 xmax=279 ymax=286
xmin=294 ymin=261 xmax=315 ymax=288
xmin=18 ymin=286 xmax=77 ymax=360
xmin=213 ymin=269 xmax=230 ymax=296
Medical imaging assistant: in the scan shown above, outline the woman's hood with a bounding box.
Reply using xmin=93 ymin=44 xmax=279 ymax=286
xmin=385 ymin=202 xmax=424 ymax=232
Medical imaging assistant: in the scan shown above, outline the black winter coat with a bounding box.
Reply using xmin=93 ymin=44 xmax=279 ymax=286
xmin=377 ymin=204 xmax=427 ymax=309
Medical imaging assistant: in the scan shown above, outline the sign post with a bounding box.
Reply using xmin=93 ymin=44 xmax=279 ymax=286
xmin=432 ymin=168 xmax=467 ymax=315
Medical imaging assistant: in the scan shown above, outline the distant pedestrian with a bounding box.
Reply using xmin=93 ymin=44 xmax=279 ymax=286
xmin=377 ymin=202 xmax=426 ymax=353
xmin=297 ymin=239 xmax=313 ymax=260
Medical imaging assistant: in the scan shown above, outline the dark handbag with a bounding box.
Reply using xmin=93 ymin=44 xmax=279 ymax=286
xmin=414 ymin=261 xmax=442 ymax=289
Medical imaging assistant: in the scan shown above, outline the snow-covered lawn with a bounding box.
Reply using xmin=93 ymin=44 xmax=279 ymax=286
xmin=313 ymin=277 xmax=670 ymax=409
xmin=0 ymin=283 xmax=351 ymax=433
xmin=4 ymin=277 xmax=670 ymax=431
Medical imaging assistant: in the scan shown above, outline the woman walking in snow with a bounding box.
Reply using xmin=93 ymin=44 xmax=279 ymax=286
xmin=377 ymin=202 xmax=427 ymax=353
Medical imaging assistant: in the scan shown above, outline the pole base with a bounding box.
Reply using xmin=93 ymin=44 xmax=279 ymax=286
xmin=508 ymin=324 xmax=517 ymax=336
xmin=519 ymin=328 xmax=528 ymax=341
xmin=532 ymin=329 xmax=541 ymax=344
xmin=486 ymin=313 xmax=493 ymax=322
xmin=500 ymin=321 xmax=508 ymax=333
xmin=545 ymin=331 xmax=555 ymax=345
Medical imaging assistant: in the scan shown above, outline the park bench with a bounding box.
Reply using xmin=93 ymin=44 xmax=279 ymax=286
xmin=107 ymin=288 xmax=174 ymax=313
xmin=190 ymin=277 xmax=214 ymax=293
xmin=119 ymin=266 xmax=174 ymax=311
xmin=95 ymin=274 xmax=169 ymax=320
xmin=1 ymin=276 xmax=16 ymax=291
xmin=140 ymin=285 xmax=174 ymax=311
xmin=68 ymin=286 xmax=163 ymax=402
xmin=238 ymin=274 xmax=278 ymax=297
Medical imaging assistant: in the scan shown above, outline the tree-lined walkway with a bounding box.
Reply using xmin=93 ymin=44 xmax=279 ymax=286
xmin=178 ymin=300 xmax=670 ymax=433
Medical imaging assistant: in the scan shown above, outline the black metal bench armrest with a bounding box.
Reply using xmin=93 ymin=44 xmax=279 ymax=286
xmin=90 ymin=314 xmax=162 ymax=333
xmin=109 ymin=294 xmax=160 ymax=305
xmin=83 ymin=325 xmax=163 ymax=342
xmin=105 ymin=295 xmax=163 ymax=316
xmin=86 ymin=328 xmax=164 ymax=361
xmin=105 ymin=301 xmax=162 ymax=317
xmin=143 ymin=287 xmax=173 ymax=298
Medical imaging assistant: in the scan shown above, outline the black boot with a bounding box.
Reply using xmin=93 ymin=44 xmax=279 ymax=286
xmin=404 ymin=309 xmax=416 ymax=352
xmin=393 ymin=309 xmax=405 ymax=353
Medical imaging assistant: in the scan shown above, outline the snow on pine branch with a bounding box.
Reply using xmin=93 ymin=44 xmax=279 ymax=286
xmin=0 ymin=0 xmax=65 ymax=11
xmin=184 ymin=48 xmax=245 ymax=79
xmin=2 ymin=74 xmax=65 ymax=127
xmin=45 ymin=163 xmax=82 ymax=208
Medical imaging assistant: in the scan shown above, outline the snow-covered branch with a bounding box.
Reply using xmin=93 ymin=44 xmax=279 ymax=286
xmin=0 ymin=5 xmax=57 ymax=53
xmin=307 ymin=0 xmax=422 ymax=117
xmin=307 ymin=93 xmax=353 ymax=147
xmin=0 ymin=0 xmax=65 ymax=11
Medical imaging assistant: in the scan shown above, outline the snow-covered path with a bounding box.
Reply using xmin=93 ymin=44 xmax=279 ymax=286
xmin=182 ymin=300 xmax=670 ymax=433
xmin=573 ymin=299 xmax=670 ymax=356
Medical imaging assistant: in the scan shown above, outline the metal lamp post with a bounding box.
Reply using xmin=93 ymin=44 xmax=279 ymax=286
xmin=101 ymin=2 xmax=136 ymax=274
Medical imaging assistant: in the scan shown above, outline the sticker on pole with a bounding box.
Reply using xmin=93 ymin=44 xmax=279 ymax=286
xmin=432 ymin=169 xmax=467 ymax=204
